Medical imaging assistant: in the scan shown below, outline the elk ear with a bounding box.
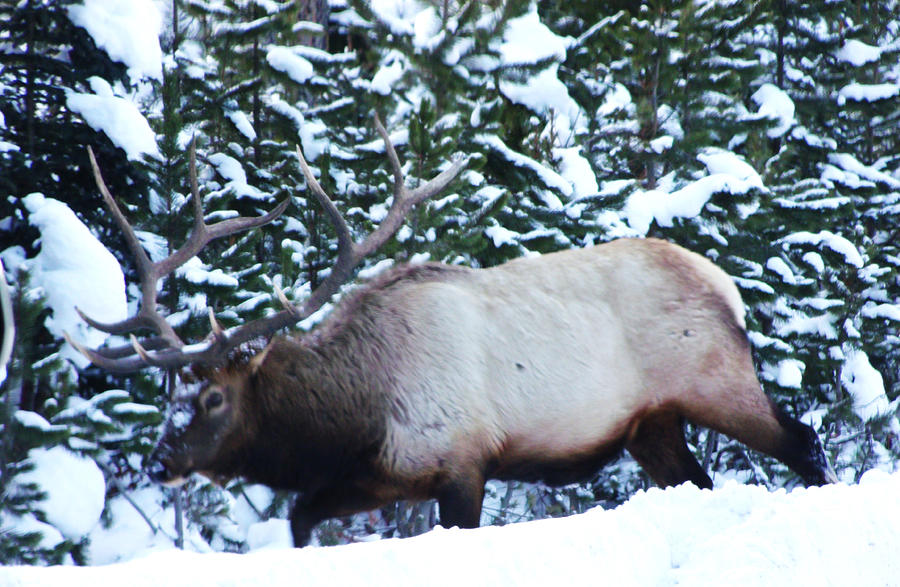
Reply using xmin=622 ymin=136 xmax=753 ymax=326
xmin=180 ymin=364 xmax=212 ymax=384
xmin=179 ymin=367 xmax=198 ymax=384
xmin=248 ymin=341 xmax=274 ymax=375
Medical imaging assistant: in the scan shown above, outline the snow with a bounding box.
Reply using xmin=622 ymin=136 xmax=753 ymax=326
xmin=697 ymin=148 xmax=764 ymax=187
xmin=357 ymin=259 xmax=396 ymax=280
xmin=836 ymin=39 xmax=885 ymax=66
xmin=751 ymin=83 xmax=795 ymax=138
xmin=476 ymin=134 xmax=572 ymax=198
xmin=370 ymin=56 xmax=406 ymax=95
xmin=14 ymin=410 xmax=68 ymax=435
xmin=838 ymin=81 xmax=900 ymax=103
xmin=841 ymin=348 xmax=894 ymax=422
xmin=364 ymin=0 xmax=586 ymax=146
xmin=553 ymin=146 xmax=598 ymax=198
xmin=226 ymin=110 xmax=257 ymax=141
xmin=598 ymin=83 xmax=633 ymax=117
xmin=826 ymin=152 xmax=900 ymax=189
xmin=493 ymin=5 xmax=584 ymax=140
xmin=86 ymin=487 xmax=213 ymax=565
xmin=3 ymin=471 xmax=900 ymax=585
xmin=802 ymin=252 xmax=825 ymax=273
xmin=771 ymin=358 xmax=804 ymax=389
xmin=21 ymin=193 xmax=128 ymax=368
xmin=368 ymin=0 xmax=423 ymax=37
xmin=65 ymin=77 xmax=161 ymax=161
xmin=777 ymin=231 xmax=864 ymax=268
xmin=266 ymin=46 xmax=315 ymax=84
xmin=649 ymin=135 xmax=674 ymax=153
xmin=625 ymin=150 xmax=763 ymax=234
xmin=246 ymin=519 xmax=293 ymax=551
xmin=497 ymin=4 xmax=572 ymax=65
xmin=16 ymin=446 xmax=106 ymax=541
xmin=207 ymin=153 xmax=269 ymax=200
xmin=66 ymin=0 xmax=163 ymax=82
xmin=484 ymin=224 xmax=520 ymax=248
xmin=500 ymin=64 xmax=583 ymax=139
xmin=862 ymin=301 xmax=900 ymax=322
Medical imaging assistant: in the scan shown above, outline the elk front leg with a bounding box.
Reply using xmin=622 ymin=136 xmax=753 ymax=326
xmin=436 ymin=470 xmax=485 ymax=530
xmin=289 ymin=487 xmax=384 ymax=547
xmin=289 ymin=498 xmax=323 ymax=547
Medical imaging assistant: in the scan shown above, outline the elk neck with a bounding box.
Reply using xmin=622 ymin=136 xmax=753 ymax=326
xmin=232 ymin=323 xmax=397 ymax=491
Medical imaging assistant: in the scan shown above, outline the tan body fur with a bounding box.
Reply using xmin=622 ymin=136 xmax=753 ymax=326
xmin=380 ymin=240 xmax=744 ymax=475
xmin=149 ymin=238 xmax=836 ymax=546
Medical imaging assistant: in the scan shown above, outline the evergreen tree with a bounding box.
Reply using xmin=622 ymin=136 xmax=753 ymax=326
xmin=341 ymin=0 xmax=599 ymax=268
xmin=747 ymin=0 xmax=900 ymax=482
xmin=0 ymin=0 xmax=162 ymax=564
xmin=0 ymin=0 xmax=152 ymax=259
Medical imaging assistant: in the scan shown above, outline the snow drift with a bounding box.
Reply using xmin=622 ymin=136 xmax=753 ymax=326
xmin=3 ymin=470 xmax=898 ymax=586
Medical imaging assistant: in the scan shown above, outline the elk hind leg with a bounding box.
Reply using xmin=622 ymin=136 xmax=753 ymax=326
xmin=626 ymin=411 xmax=713 ymax=490
xmin=767 ymin=405 xmax=837 ymax=485
xmin=684 ymin=375 xmax=837 ymax=486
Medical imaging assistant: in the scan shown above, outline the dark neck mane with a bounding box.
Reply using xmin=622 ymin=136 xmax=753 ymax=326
xmin=218 ymin=262 xmax=468 ymax=491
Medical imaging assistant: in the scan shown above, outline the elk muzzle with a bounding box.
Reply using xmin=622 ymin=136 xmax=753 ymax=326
xmin=146 ymin=446 xmax=192 ymax=487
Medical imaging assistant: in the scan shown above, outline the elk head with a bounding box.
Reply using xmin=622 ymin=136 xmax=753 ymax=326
xmin=147 ymin=365 xmax=246 ymax=486
xmin=70 ymin=114 xmax=469 ymax=484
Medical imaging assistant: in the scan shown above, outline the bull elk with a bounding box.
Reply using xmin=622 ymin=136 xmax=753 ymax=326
xmin=71 ymin=115 xmax=837 ymax=547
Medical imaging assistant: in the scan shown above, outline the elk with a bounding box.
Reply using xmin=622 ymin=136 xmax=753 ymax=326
xmin=71 ymin=116 xmax=837 ymax=547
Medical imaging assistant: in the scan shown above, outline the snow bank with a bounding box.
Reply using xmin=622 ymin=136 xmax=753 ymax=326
xmin=16 ymin=446 xmax=106 ymax=541
xmin=4 ymin=471 xmax=899 ymax=586
xmin=22 ymin=193 xmax=128 ymax=368
xmin=66 ymin=0 xmax=163 ymax=82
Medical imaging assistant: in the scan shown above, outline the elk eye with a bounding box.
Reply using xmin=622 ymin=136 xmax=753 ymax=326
xmin=204 ymin=390 xmax=224 ymax=411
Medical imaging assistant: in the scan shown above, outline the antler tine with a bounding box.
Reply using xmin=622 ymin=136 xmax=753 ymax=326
xmin=73 ymin=305 xmax=163 ymax=339
xmin=373 ymin=111 xmax=405 ymax=197
xmin=87 ymin=146 xmax=158 ymax=283
xmin=288 ymin=111 xmax=470 ymax=319
xmin=189 ymin=137 xmax=203 ymax=233
xmin=85 ymin=146 xmax=183 ymax=349
xmin=274 ymin=283 xmax=300 ymax=318
xmin=208 ymin=308 xmax=226 ymax=340
xmin=356 ymin=113 xmax=470 ymax=259
xmin=295 ymin=145 xmax=354 ymax=259
xmin=63 ymin=331 xmax=147 ymax=373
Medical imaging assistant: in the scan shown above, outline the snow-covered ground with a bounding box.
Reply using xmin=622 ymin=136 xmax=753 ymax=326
xmin=3 ymin=470 xmax=899 ymax=586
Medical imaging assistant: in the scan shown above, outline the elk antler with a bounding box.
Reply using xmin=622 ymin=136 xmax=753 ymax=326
xmin=72 ymin=114 xmax=469 ymax=372
xmin=0 ymin=259 xmax=14 ymax=378
xmin=68 ymin=140 xmax=289 ymax=372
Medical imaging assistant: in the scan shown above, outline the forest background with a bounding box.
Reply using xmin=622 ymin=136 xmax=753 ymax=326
xmin=1 ymin=0 xmax=898 ymax=565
